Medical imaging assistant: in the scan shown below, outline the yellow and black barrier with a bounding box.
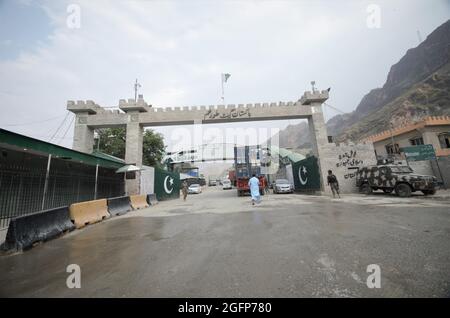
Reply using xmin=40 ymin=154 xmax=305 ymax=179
xmin=146 ymin=194 xmax=158 ymax=206
xmin=107 ymin=196 xmax=132 ymax=216
xmin=69 ymin=199 xmax=110 ymax=229
xmin=1 ymin=206 xmax=75 ymax=251
xmin=130 ymin=194 xmax=150 ymax=210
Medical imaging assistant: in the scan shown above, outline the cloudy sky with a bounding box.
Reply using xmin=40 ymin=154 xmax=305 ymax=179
xmin=0 ymin=0 xmax=449 ymax=151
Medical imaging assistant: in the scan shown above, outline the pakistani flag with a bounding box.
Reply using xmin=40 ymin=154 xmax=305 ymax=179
xmin=292 ymin=156 xmax=321 ymax=191
xmin=154 ymin=167 xmax=180 ymax=201
xmin=222 ymin=73 xmax=231 ymax=83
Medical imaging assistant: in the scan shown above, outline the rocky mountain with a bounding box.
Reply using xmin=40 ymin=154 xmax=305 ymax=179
xmin=271 ymin=19 xmax=450 ymax=147
xmin=270 ymin=121 xmax=310 ymax=149
xmin=337 ymin=62 xmax=450 ymax=141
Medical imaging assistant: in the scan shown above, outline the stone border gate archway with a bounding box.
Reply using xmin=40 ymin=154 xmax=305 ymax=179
xmin=68 ymin=89 xmax=339 ymax=194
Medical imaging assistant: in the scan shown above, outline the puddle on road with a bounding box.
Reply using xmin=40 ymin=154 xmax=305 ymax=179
xmin=143 ymin=233 xmax=169 ymax=241
xmin=168 ymin=208 xmax=191 ymax=214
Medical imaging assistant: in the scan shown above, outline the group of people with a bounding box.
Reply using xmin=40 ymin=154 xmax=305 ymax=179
xmin=180 ymin=170 xmax=341 ymax=205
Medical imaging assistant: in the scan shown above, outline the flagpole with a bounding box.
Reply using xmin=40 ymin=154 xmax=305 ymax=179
xmin=134 ymin=79 xmax=138 ymax=102
xmin=221 ymin=73 xmax=225 ymax=105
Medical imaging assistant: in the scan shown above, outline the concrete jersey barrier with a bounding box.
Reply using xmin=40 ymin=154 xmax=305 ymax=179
xmin=1 ymin=206 xmax=75 ymax=251
xmin=130 ymin=194 xmax=150 ymax=210
xmin=69 ymin=198 xmax=110 ymax=229
xmin=147 ymin=194 xmax=158 ymax=206
xmin=107 ymin=196 xmax=132 ymax=216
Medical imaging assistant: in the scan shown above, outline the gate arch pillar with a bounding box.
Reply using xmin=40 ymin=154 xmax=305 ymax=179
xmin=124 ymin=112 xmax=144 ymax=195
xmin=301 ymin=92 xmax=332 ymax=194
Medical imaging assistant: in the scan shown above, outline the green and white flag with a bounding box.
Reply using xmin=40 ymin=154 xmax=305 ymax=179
xmin=222 ymin=73 xmax=231 ymax=83
xmin=154 ymin=167 xmax=180 ymax=201
xmin=292 ymin=156 xmax=321 ymax=191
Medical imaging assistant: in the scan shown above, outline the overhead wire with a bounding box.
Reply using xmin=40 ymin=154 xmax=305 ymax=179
xmin=323 ymin=102 xmax=347 ymax=115
xmin=57 ymin=114 xmax=75 ymax=145
xmin=48 ymin=111 xmax=70 ymax=142
xmin=1 ymin=114 xmax=67 ymax=127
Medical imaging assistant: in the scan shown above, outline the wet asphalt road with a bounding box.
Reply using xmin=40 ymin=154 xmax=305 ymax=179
xmin=0 ymin=188 xmax=449 ymax=297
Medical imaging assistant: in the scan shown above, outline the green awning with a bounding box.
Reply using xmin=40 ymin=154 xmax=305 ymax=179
xmin=0 ymin=128 xmax=124 ymax=169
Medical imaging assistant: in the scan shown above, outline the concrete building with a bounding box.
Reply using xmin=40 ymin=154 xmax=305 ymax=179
xmin=363 ymin=116 xmax=450 ymax=187
xmin=364 ymin=116 xmax=450 ymax=158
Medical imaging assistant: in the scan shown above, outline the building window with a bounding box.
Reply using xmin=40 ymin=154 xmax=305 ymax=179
xmin=438 ymin=132 xmax=450 ymax=149
xmin=385 ymin=143 xmax=400 ymax=154
xmin=409 ymin=136 xmax=424 ymax=146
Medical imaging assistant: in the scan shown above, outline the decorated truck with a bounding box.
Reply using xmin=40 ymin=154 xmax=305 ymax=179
xmin=234 ymin=146 xmax=267 ymax=196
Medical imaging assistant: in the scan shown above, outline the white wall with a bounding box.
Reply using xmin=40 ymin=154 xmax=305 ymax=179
xmin=140 ymin=167 xmax=155 ymax=195
xmin=285 ymin=164 xmax=294 ymax=186
xmin=320 ymin=142 xmax=377 ymax=193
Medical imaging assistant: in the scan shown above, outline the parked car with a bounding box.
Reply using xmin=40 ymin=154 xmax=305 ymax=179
xmin=208 ymin=180 xmax=217 ymax=186
xmin=222 ymin=179 xmax=232 ymax=190
xmin=188 ymin=184 xmax=202 ymax=194
xmin=356 ymin=165 xmax=437 ymax=197
xmin=273 ymin=179 xmax=294 ymax=194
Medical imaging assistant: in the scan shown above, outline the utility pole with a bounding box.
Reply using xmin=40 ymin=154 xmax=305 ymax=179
xmin=41 ymin=154 xmax=52 ymax=210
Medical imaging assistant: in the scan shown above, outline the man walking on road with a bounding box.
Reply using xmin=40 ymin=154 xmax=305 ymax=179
xmin=248 ymin=174 xmax=261 ymax=206
xmin=181 ymin=181 xmax=188 ymax=201
xmin=327 ymin=170 xmax=341 ymax=198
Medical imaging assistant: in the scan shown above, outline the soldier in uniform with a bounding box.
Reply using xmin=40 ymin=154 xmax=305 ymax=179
xmin=327 ymin=170 xmax=341 ymax=198
xmin=181 ymin=180 xmax=188 ymax=201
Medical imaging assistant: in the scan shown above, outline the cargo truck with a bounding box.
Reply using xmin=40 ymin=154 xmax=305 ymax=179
xmin=234 ymin=146 xmax=267 ymax=197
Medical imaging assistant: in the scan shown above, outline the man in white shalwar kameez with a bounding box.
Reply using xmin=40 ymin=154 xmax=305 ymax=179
xmin=248 ymin=174 xmax=261 ymax=205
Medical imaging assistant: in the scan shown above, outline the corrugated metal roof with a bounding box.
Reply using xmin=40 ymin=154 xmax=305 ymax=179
xmin=0 ymin=128 xmax=124 ymax=169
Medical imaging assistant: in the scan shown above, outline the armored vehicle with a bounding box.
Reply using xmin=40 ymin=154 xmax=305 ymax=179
xmin=356 ymin=165 xmax=437 ymax=197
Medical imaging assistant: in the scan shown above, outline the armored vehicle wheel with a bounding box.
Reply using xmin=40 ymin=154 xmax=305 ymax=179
xmin=395 ymin=183 xmax=412 ymax=197
xmin=360 ymin=183 xmax=372 ymax=195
